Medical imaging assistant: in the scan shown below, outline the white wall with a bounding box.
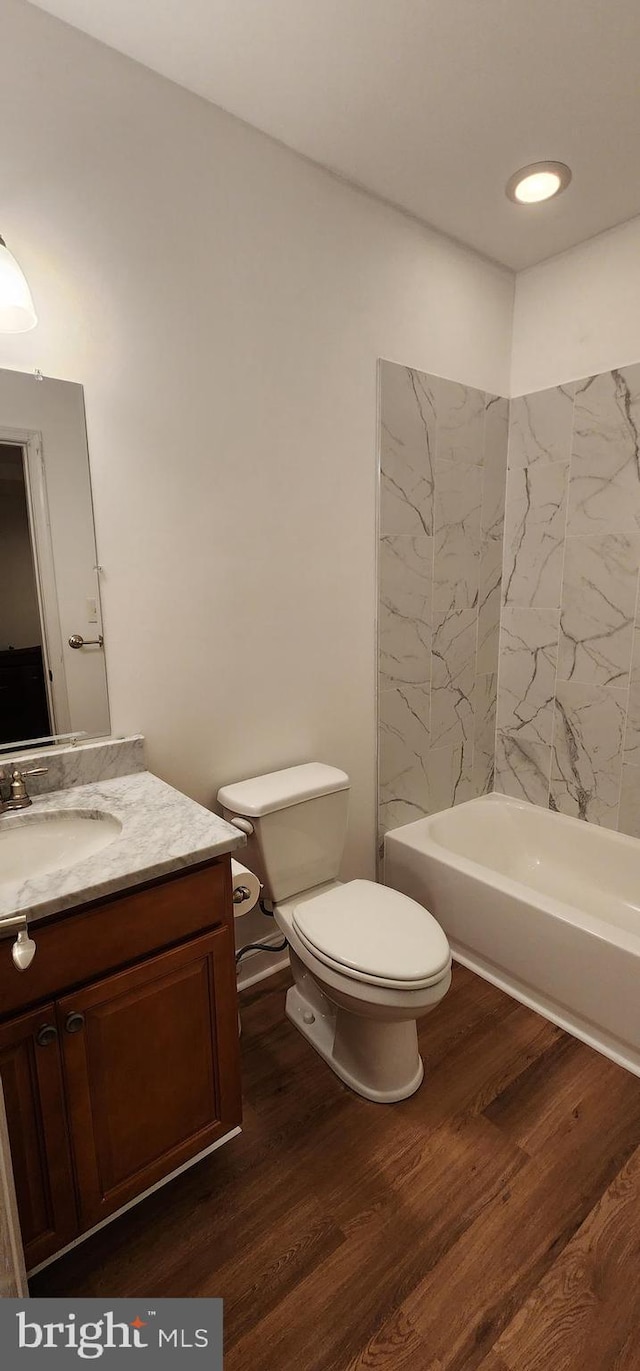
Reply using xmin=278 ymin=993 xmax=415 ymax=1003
xmin=0 ymin=0 xmax=513 ymax=877
xmin=511 ymin=215 xmax=640 ymax=395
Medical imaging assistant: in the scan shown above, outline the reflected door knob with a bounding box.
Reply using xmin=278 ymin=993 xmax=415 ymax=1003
xmin=69 ymin=634 xmax=104 ymax=649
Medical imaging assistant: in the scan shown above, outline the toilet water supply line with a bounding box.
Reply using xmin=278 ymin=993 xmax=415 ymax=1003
xmin=235 ymin=897 xmax=287 ymax=966
xmin=229 ymin=815 xmax=287 ymax=965
xmin=235 ymin=939 xmax=287 ymax=965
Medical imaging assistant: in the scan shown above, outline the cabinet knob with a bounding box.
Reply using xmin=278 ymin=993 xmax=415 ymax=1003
xmin=36 ymin=1023 xmax=58 ymax=1048
xmin=64 ymin=1012 xmax=85 ymax=1035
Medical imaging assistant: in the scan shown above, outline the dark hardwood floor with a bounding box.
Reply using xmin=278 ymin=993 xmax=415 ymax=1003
xmin=33 ymin=964 xmax=640 ymax=1370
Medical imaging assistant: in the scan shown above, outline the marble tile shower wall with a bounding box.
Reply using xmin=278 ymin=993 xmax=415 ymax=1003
xmin=495 ymin=363 xmax=640 ymax=837
xmin=378 ymin=360 xmax=508 ymax=841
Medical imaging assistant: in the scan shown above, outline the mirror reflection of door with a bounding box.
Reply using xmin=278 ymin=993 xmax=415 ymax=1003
xmin=0 ymin=368 xmax=111 ymax=750
xmin=0 ymin=442 xmax=52 ymax=744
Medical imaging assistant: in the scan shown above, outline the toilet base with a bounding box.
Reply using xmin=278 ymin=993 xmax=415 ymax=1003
xmin=285 ymin=982 xmax=424 ymax=1104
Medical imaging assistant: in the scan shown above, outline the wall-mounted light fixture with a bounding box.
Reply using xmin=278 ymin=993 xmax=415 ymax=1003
xmin=506 ymin=161 xmax=572 ymax=205
xmin=0 ymin=234 xmax=37 ymax=332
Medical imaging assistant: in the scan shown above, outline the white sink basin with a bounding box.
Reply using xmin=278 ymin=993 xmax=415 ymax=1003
xmin=0 ymin=810 xmax=122 ymax=886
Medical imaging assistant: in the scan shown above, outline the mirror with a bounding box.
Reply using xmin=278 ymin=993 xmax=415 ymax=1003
xmin=0 ymin=367 xmax=110 ymax=749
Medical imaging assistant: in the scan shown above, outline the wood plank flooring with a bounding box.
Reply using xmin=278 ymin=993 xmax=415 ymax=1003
xmin=33 ymin=964 xmax=640 ymax=1370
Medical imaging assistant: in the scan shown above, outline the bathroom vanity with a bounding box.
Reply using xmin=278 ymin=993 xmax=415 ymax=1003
xmin=0 ymin=740 xmax=245 ymax=1273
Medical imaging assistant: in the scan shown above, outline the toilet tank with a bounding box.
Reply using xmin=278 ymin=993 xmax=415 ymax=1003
xmin=217 ymin=763 xmax=350 ymax=902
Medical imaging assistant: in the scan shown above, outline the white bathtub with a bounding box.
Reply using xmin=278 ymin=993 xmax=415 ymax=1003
xmin=384 ymin=793 xmax=640 ymax=1076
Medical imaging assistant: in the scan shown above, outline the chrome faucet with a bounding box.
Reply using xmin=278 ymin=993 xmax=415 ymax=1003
xmin=0 ymin=766 xmax=48 ymax=812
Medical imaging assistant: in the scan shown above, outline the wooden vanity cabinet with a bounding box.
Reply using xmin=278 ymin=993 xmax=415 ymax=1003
xmin=0 ymin=859 xmax=241 ymax=1270
xmin=0 ymin=1005 xmax=77 ymax=1268
xmin=59 ymin=927 xmax=238 ymax=1230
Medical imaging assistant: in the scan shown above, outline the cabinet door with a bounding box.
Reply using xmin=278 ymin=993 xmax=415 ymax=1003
xmin=59 ymin=927 xmax=241 ymax=1229
xmin=0 ymin=1005 xmax=77 ymax=1269
xmin=0 ymin=1078 xmax=28 ymax=1295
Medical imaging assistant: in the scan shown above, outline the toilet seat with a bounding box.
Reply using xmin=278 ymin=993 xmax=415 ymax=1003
xmin=291 ymin=879 xmax=450 ymax=991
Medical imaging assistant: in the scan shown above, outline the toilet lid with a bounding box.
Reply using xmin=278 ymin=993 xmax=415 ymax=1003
xmin=291 ymin=879 xmax=450 ymax=989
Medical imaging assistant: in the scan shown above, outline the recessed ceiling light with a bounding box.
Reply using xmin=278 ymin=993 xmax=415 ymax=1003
xmin=505 ymin=161 xmax=572 ymax=205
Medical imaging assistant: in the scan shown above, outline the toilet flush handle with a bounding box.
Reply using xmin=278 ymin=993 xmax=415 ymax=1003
xmin=229 ymin=816 xmax=254 ymax=837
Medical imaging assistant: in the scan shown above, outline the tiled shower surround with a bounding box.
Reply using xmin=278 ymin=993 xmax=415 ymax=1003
xmin=378 ymin=361 xmax=508 ymax=838
xmin=496 ymin=363 xmax=640 ymax=835
xmin=377 ymin=358 xmax=640 ymax=842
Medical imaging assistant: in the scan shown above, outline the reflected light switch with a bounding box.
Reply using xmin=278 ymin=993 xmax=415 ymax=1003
xmin=86 ymin=597 xmax=98 ymax=623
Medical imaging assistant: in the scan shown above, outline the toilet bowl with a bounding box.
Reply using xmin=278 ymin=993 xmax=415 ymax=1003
xmin=276 ymin=880 xmax=451 ymax=1102
xmin=217 ymin=763 xmax=452 ymax=1104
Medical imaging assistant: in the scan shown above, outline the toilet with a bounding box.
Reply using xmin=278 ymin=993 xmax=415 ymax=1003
xmin=217 ymin=763 xmax=451 ymax=1103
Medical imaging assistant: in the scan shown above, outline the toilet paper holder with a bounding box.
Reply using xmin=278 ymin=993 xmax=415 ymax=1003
xmin=233 ymin=884 xmax=252 ymax=905
xmin=230 ymin=858 xmax=263 ymax=917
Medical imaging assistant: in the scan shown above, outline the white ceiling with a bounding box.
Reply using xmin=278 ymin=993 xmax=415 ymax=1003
xmin=27 ymin=0 xmax=640 ymax=269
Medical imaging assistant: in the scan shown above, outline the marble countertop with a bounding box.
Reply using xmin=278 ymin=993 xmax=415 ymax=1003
xmin=0 ymin=771 xmax=246 ymax=925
